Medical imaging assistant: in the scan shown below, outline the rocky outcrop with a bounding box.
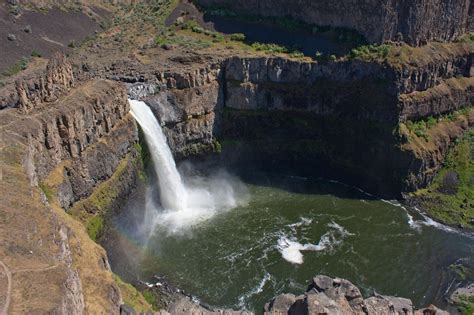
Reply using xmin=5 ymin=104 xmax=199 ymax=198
xmin=393 ymin=44 xmax=473 ymax=94
xmin=399 ymin=77 xmax=474 ymax=121
xmin=82 ymin=58 xmax=224 ymax=159
xmin=400 ymin=109 xmax=474 ymax=191
xmin=197 ymin=0 xmax=472 ymax=46
xmin=0 ymin=53 xmax=75 ymax=112
xmin=223 ymin=56 xmax=398 ymax=122
xmin=264 ymin=275 xmax=448 ymax=315
xmin=0 ymin=70 xmax=138 ymax=313
xmin=26 ymin=79 xmax=132 ymax=178
xmin=217 ymin=49 xmax=473 ymax=196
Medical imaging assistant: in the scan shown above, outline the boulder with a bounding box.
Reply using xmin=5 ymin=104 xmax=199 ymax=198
xmin=264 ymin=293 xmax=297 ymax=313
xmin=414 ymin=304 xmax=449 ymax=315
xmin=120 ymin=304 xmax=136 ymax=315
xmin=264 ymin=275 xmax=447 ymax=315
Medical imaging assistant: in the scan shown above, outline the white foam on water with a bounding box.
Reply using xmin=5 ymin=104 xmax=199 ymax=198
xmin=405 ymin=212 xmax=422 ymax=231
xmin=288 ymin=217 xmax=313 ymax=229
xmin=237 ymin=272 xmax=272 ymax=309
xmin=327 ymin=221 xmax=355 ymax=236
xmin=277 ymin=221 xmax=352 ymax=264
xmin=277 ymin=236 xmax=322 ymax=264
xmin=129 ymin=100 xmax=248 ymax=235
xmin=401 ymin=206 xmax=474 ymax=239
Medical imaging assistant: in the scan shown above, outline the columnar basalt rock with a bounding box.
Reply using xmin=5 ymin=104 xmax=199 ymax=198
xmin=218 ymin=50 xmax=473 ymax=196
xmin=197 ymin=0 xmax=472 ymax=46
xmin=82 ymin=58 xmax=224 ymax=159
xmin=15 ymin=53 xmax=75 ymax=113
xmin=0 ymin=74 xmax=138 ymax=313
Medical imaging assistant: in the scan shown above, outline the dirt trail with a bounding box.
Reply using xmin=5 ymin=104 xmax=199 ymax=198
xmin=0 ymin=260 xmax=12 ymax=315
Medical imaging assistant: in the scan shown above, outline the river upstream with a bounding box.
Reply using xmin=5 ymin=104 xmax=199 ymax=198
xmin=105 ymin=101 xmax=474 ymax=313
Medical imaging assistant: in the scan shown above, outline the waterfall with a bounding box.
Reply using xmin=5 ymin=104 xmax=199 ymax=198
xmin=129 ymin=100 xmax=188 ymax=212
xmin=129 ymin=99 xmax=248 ymax=234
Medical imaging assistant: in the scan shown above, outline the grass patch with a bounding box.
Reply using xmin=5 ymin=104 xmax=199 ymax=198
xmin=85 ymin=216 xmax=104 ymax=241
xmin=155 ymin=32 xmax=212 ymax=50
xmin=113 ymin=274 xmax=154 ymax=312
xmin=212 ymin=139 xmax=222 ymax=153
xmin=413 ymin=129 xmax=474 ymax=229
xmin=348 ymin=44 xmax=391 ymax=61
xmin=113 ymin=0 xmax=179 ymax=33
xmin=31 ymin=50 xmax=42 ymax=58
xmin=68 ymin=155 xmax=137 ymax=242
xmin=450 ymin=261 xmax=474 ymax=281
xmin=2 ymin=57 xmax=29 ymax=77
xmin=230 ymin=33 xmax=245 ymax=41
xmin=251 ymin=42 xmax=289 ymax=53
xmin=458 ymin=295 xmax=474 ymax=315
xmin=402 ymin=109 xmax=470 ymax=141
xmin=38 ymin=181 xmax=55 ymax=202
xmin=142 ymin=290 xmax=159 ymax=309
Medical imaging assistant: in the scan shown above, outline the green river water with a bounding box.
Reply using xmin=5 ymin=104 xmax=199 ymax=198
xmin=111 ymin=172 xmax=473 ymax=313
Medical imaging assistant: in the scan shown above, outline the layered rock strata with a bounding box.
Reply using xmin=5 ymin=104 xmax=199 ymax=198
xmin=0 ymin=54 xmax=138 ymax=313
xmin=197 ymin=0 xmax=472 ymax=46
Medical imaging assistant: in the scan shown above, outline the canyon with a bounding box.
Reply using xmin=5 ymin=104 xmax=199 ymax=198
xmin=0 ymin=0 xmax=473 ymax=314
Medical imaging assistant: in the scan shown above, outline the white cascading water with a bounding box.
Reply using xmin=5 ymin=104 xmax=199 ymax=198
xmin=129 ymin=100 xmax=247 ymax=235
xmin=129 ymin=100 xmax=188 ymax=212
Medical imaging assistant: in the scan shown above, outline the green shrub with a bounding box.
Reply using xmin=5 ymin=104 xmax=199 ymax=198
xmin=213 ymin=139 xmax=222 ymax=154
xmin=426 ymin=116 xmax=437 ymax=128
xmin=142 ymin=290 xmax=158 ymax=308
xmin=2 ymin=57 xmax=29 ymax=77
xmin=155 ymin=35 xmax=169 ymax=46
xmin=349 ymin=44 xmax=391 ymax=61
xmin=230 ymin=33 xmax=246 ymax=41
xmin=289 ymin=51 xmax=305 ymax=58
xmin=181 ymin=19 xmax=199 ymax=30
xmin=38 ymin=182 xmax=54 ymax=202
xmin=251 ymin=42 xmax=288 ymax=53
xmin=314 ymin=51 xmax=336 ymax=62
xmin=191 ymin=25 xmax=204 ymax=33
xmin=86 ymin=216 xmax=104 ymax=241
xmin=31 ymin=50 xmax=42 ymax=58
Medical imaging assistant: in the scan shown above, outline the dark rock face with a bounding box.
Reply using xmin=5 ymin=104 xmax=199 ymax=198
xmin=82 ymin=44 xmax=472 ymax=197
xmin=78 ymin=58 xmax=223 ymax=159
xmin=223 ymin=57 xmax=399 ymax=123
xmin=197 ymin=0 xmax=472 ymax=46
xmin=264 ymin=275 xmax=448 ymax=315
xmin=24 ymin=80 xmax=133 ymax=181
xmin=218 ymin=55 xmax=473 ymax=196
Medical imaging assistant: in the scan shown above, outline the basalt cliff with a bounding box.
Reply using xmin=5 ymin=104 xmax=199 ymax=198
xmin=197 ymin=0 xmax=473 ymax=46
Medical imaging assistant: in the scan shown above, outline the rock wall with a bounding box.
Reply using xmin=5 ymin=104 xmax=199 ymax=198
xmin=217 ymin=49 xmax=473 ymax=196
xmin=0 ymin=52 xmax=75 ymax=111
xmin=197 ymin=0 xmax=472 ymax=46
xmin=0 ymin=53 xmax=139 ymax=313
xmin=223 ymin=57 xmax=398 ymax=122
xmin=82 ymin=58 xmax=224 ymax=159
